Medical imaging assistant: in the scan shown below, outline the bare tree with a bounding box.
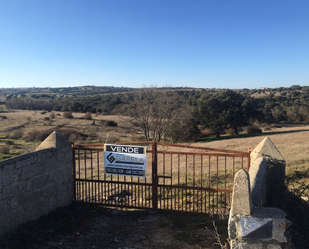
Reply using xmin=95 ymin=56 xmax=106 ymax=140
xmin=125 ymin=87 xmax=184 ymax=142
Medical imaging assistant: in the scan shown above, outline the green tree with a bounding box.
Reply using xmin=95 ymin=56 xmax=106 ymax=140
xmin=167 ymin=108 xmax=200 ymax=142
xmin=196 ymin=90 xmax=257 ymax=137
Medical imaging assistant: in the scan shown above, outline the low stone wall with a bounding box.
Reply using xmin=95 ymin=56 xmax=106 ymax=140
xmin=0 ymin=132 xmax=73 ymax=235
xmin=228 ymin=137 xmax=292 ymax=249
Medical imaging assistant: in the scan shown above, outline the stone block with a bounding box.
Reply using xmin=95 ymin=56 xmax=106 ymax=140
xmin=2 ymin=164 xmax=16 ymax=186
xmin=37 ymin=152 xmax=47 ymax=163
xmin=20 ymin=167 xmax=32 ymax=181
xmin=57 ymin=152 xmax=68 ymax=165
xmin=49 ymin=169 xmax=62 ymax=181
xmin=64 ymin=149 xmax=73 ymax=162
xmin=230 ymin=169 xmax=252 ymax=216
xmin=239 ymin=217 xmax=273 ymax=240
xmin=7 ymin=206 xmax=24 ymax=230
xmin=249 ymin=157 xmax=268 ymax=207
xmin=10 ymin=197 xmax=20 ymax=210
xmin=49 ymin=197 xmax=58 ymax=211
xmin=228 ymin=214 xmax=238 ymax=239
xmin=16 ymin=159 xmax=28 ymax=169
xmin=30 ymin=174 xmax=49 ymax=190
xmin=14 ymin=155 xmax=35 ymax=169
xmin=0 ymin=169 xmax=3 ymax=200
xmin=252 ymin=207 xmax=290 ymax=243
xmin=272 ymin=218 xmax=290 ymax=243
xmin=230 ymin=240 xmax=264 ymax=249
xmin=3 ymin=183 xmax=20 ymax=198
xmin=230 ymin=207 xmax=291 ymax=247
xmin=230 ymin=240 xmax=282 ymax=249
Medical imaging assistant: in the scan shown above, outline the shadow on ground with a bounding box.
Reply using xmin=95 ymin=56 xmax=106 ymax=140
xmin=0 ymin=202 xmax=229 ymax=249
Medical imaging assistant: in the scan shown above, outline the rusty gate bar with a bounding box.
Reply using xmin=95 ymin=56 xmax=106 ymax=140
xmin=72 ymin=142 xmax=251 ymax=215
xmin=152 ymin=142 xmax=158 ymax=210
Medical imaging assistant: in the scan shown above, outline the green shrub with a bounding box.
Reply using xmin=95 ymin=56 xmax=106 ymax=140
xmin=106 ymin=120 xmax=117 ymax=127
xmin=100 ymin=120 xmax=118 ymax=127
xmin=0 ymin=145 xmax=10 ymax=154
xmin=5 ymin=140 xmax=14 ymax=145
xmin=24 ymin=130 xmax=40 ymax=142
xmin=226 ymin=128 xmax=237 ymax=135
xmin=8 ymin=130 xmax=23 ymax=139
xmin=263 ymin=125 xmax=272 ymax=131
xmin=200 ymin=128 xmax=214 ymax=137
xmin=247 ymin=126 xmax=262 ymax=134
xmin=63 ymin=112 xmax=74 ymax=119
xmin=82 ymin=112 xmax=92 ymax=120
xmin=24 ymin=128 xmax=87 ymax=142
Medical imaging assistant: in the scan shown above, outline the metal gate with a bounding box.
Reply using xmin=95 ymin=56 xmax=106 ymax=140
xmin=73 ymin=142 xmax=250 ymax=215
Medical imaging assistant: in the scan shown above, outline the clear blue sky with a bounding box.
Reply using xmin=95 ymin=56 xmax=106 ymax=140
xmin=1 ymin=0 xmax=308 ymax=89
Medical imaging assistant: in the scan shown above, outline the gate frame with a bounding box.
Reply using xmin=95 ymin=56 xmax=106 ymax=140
xmin=72 ymin=141 xmax=251 ymax=214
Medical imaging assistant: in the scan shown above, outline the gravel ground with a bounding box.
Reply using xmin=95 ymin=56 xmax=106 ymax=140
xmin=0 ymin=202 xmax=229 ymax=249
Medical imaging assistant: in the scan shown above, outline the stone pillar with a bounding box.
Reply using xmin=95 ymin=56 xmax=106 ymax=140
xmin=228 ymin=143 xmax=292 ymax=248
xmin=230 ymin=169 xmax=252 ymax=216
xmin=250 ymin=137 xmax=286 ymax=207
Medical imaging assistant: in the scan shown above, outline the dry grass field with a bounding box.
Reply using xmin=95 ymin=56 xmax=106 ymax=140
xmin=0 ymin=110 xmax=139 ymax=159
xmin=194 ymin=125 xmax=309 ymax=171
xmin=1 ymin=109 xmax=309 ymax=194
xmin=1 ymin=109 xmax=309 ymax=248
xmin=193 ymin=125 xmax=309 ymax=197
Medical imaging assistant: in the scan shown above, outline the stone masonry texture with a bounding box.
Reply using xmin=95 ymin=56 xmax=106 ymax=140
xmin=0 ymin=132 xmax=73 ymax=235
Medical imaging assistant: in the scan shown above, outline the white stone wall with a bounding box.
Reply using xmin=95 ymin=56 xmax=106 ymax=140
xmin=0 ymin=145 xmax=73 ymax=235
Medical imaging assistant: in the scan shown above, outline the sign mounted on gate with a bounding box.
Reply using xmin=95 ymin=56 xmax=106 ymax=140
xmin=104 ymin=144 xmax=147 ymax=177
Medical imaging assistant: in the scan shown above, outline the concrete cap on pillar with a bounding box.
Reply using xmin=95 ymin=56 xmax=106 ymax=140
xmin=250 ymin=137 xmax=285 ymax=163
xmin=36 ymin=131 xmax=71 ymax=151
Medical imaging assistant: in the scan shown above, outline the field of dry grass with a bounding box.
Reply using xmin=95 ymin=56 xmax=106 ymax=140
xmin=192 ymin=125 xmax=309 ymax=197
xmin=192 ymin=125 xmax=309 ymax=173
xmin=0 ymin=109 xmax=141 ymax=159
xmin=1 ymin=109 xmax=309 ymax=190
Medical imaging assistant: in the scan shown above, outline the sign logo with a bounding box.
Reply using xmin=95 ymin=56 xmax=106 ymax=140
xmin=106 ymin=153 xmax=115 ymax=163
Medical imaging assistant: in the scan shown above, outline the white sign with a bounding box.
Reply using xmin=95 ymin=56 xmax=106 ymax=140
xmin=104 ymin=144 xmax=147 ymax=177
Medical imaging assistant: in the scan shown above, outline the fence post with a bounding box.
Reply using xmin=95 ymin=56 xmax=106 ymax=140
xmin=152 ymin=142 xmax=158 ymax=209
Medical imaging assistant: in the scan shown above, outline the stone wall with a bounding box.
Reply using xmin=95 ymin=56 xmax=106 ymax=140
xmin=0 ymin=132 xmax=73 ymax=235
xmin=228 ymin=137 xmax=292 ymax=249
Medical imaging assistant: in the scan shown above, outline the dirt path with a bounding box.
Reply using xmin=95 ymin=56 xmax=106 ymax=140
xmin=0 ymin=203 xmax=228 ymax=249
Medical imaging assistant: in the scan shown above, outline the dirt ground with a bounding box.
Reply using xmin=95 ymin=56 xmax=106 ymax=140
xmin=0 ymin=202 xmax=229 ymax=249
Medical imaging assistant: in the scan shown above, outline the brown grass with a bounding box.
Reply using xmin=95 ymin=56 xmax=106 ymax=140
xmin=1 ymin=110 xmax=309 ymax=178
xmin=0 ymin=110 xmax=138 ymax=160
xmin=1 ymin=110 xmax=308 ymax=214
xmin=191 ymin=125 xmax=309 ymax=172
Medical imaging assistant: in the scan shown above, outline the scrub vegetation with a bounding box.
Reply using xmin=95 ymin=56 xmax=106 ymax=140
xmin=1 ymin=85 xmax=309 ymax=248
xmin=1 ymin=85 xmax=309 ymax=178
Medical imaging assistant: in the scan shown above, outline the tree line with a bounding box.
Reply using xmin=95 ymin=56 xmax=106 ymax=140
xmin=3 ymin=85 xmax=309 ymax=142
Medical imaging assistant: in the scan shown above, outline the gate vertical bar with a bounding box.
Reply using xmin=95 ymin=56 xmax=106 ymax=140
xmin=72 ymin=145 xmax=76 ymax=201
xmin=247 ymin=149 xmax=251 ymax=171
xmin=152 ymin=142 xmax=158 ymax=210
